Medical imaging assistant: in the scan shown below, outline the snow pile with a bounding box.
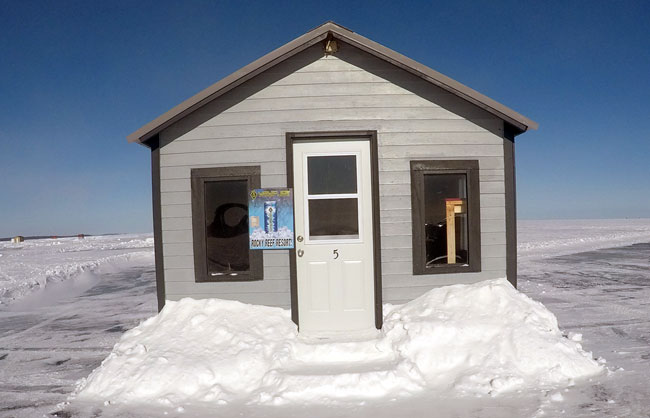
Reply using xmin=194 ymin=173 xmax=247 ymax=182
xmin=74 ymin=279 xmax=603 ymax=408
xmin=76 ymin=298 xmax=297 ymax=406
xmin=382 ymin=279 xmax=602 ymax=395
xmin=0 ymin=234 xmax=153 ymax=304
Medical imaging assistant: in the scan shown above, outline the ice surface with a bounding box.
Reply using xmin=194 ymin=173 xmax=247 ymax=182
xmin=0 ymin=234 xmax=154 ymax=305
xmin=518 ymin=234 xmax=650 ymax=417
xmin=518 ymin=218 xmax=650 ymax=260
xmin=2 ymin=221 xmax=650 ymax=417
xmin=0 ymin=237 xmax=156 ymax=418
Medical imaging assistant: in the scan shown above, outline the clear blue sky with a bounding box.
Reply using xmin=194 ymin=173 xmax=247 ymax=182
xmin=1 ymin=0 xmax=648 ymax=237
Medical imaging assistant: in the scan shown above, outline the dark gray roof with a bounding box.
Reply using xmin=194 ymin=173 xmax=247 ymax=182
xmin=128 ymin=21 xmax=537 ymax=145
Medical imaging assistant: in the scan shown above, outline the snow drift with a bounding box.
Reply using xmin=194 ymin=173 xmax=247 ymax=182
xmin=74 ymin=278 xmax=603 ymax=408
xmin=0 ymin=234 xmax=153 ymax=305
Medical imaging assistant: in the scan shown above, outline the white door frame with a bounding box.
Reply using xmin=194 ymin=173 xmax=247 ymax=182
xmin=286 ymin=131 xmax=382 ymax=332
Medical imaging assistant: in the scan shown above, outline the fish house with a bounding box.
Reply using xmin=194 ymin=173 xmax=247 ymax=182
xmin=129 ymin=22 xmax=537 ymax=336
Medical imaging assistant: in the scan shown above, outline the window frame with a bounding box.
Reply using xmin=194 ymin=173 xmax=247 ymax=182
xmin=410 ymin=160 xmax=481 ymax=275
xmin=190 ymin=166 xmax=263 ymax=282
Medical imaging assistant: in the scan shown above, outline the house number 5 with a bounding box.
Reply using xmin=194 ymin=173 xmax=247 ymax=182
xmin=333 ymin=249 xmax=339 ymax=259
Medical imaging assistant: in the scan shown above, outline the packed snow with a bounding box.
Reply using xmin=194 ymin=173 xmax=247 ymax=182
xmin=73 ymin=278 xmax=603 ymax=408
xmin=0 ymin=235 xmax=156 ymax=418
xmin=0 ymin=234 xmax=154 ymax=305
xmin=518 ymin=218 xmax=650 ymax=260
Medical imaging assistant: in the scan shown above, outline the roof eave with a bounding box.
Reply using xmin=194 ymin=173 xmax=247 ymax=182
xmin=127 ymin=23 xmax=337 ymax=145
xmin=327 ymin=25 xmax=538 ymax=133
xmin=127 ymin=21 xmax=537 ymax=146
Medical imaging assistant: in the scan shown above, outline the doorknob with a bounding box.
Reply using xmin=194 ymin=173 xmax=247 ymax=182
xmin=297 ymin=249 xmax=304 ymax=257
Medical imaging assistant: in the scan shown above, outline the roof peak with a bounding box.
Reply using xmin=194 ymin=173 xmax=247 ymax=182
xmin=314 ymin=20 xmax=355 ymax=33
xmin=128 ymin=22 xmax=537 ymax=145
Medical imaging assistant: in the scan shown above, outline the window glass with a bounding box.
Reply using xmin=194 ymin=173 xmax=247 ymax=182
xmin=307 ymin=155 xmax=357 ymax=195
xmin=423 ymin=174 xmax=468 ymax=266
xmin=204 ymin=180 xmax=249 ymax=275
xmin=309 ymin=198 xmax=359 ymax=239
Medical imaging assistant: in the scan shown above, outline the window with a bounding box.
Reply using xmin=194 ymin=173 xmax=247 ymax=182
xmin=306 ymin=154 xmax=360 ymax=240
xmin=410 ymin=160 xmax=481 ymax=275
xmin=191 ymin=166 xmax=262 ymax=282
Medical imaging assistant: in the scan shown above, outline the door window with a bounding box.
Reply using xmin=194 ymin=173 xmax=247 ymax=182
xmin=308 ymin=199 xmax=359 ymax=237
xmin=306 ymin=154 xmax=360 ymax=241
xmin=307 ymin=155 xmax=357 ymax=194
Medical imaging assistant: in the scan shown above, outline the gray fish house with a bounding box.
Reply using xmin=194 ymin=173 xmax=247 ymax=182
xmin=129 ymin=22 xmax=537 ymax=336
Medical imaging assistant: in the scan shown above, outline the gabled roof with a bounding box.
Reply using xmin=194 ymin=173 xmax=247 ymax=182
xmin=128 ymin=21 xmax=537 ymax=145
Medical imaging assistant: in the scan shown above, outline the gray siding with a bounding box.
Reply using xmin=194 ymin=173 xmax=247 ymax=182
xmin=159 ymin=43 xmax=507 ymax=306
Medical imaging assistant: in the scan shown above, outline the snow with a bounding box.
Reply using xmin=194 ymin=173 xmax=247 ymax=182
xmin=73 ymin=278 xmax=602 ymax=408
xmin=2 ymin=220 xmax=650 ymax=417
xmin=0 ymin=235 xmax=156 ymax=418
xmin=516 ymin=220 xmax=650 ymax=417
xmin=0 ymin=234 xmax=153 ymax=305
xmin=518 ymin=218 xmax=650 ymax=260
xmin=382 ymin=280 xmax=602 ymax=395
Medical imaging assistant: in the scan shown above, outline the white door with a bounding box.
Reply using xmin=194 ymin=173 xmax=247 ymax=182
xmin=293 ymin=140 xmax=376 ymax=335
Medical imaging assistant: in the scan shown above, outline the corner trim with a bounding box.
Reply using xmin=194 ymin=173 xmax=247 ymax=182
xmin=148 ymin=135 xmax=166 ymax=311
xmin=503 ymin=123 xmax=517 ymax=288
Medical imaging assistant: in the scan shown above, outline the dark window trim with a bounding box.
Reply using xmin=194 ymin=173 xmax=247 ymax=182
xmin=286 ymin=131 xmax=383 ymax=330
xmin=190 ymin=166 xmax=262 ymax=282
xmin=410 ymin=159 xmax=481 ymax=275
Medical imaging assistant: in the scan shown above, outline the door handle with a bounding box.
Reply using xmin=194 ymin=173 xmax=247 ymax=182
xmin=297 ymin=249 xmax=304 ymax=257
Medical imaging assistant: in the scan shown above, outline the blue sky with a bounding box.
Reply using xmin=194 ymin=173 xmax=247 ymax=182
xmin=1 ymin=0 xmax=648 ymax=237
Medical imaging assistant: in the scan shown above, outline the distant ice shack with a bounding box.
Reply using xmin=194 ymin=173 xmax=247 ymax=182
xmin=128 ymin=22 xmax=537 ymax=336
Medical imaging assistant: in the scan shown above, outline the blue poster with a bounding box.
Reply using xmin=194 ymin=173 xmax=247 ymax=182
xmin=249 ymin=188 xmax=295 ymax=250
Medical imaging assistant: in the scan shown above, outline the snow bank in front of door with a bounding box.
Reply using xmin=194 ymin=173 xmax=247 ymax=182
xmin=73 ymin=278 xmax=603 ymax=408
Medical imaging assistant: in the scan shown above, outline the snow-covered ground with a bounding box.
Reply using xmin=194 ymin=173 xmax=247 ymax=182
xmin=517 ymin=219 xmax=650 ymax=417
xmin=0 ymin=235 xmax=157 ymax=417
xmin=518 ymin=218 xmax=650 ymax=260
xmin=0 ymin=234 xmax=154 ymax=305
xmin=72 ymin=279 xmax=602 ymax=409
xmin=1 ymin=219 xmax=649 ymax=417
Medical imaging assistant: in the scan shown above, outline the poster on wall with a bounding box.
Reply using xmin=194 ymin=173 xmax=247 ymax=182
xmin=248 ymin=188 xmax=295 ymax=250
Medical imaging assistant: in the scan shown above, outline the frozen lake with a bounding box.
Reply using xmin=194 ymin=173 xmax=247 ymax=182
xmin=1 ymin=220 xmax=650 ymax=417
xmin=0 ymin=259 xmax=156 ymax=417
xmin=0 ymin=236 xmax=157 ymax=417
xmin=519 ymin=242 xmax=650 ymax=416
